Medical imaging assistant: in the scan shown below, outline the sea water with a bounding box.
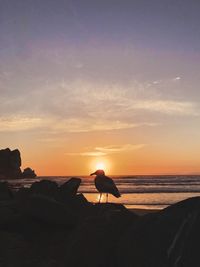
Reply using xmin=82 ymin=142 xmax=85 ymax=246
xmin=7 ymin=175 xmax=200 ymax=210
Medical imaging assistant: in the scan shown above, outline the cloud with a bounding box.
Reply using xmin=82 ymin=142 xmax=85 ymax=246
xmin=173 ymin=76 xmax=181 ymax=81
xmin=152 ymin=80 xmax=161 ymax=84
xmin=54 ymin=119 xmax=136 ymax=132
xmin=152 ymin=76 xmax=181 ymax=85
xmin=0 ymin=79 xmax=199 ymax=134
xmin=0 ymin=116 xmax=44 ymax=132
xmin=95 ymin=144 xmax=146 ymax=153
xmin=0 ymin=114 xmax=158 ymax=133
xmin=66 ymin=143 xmax=146 ymax=157
xmin=66 ymin=151 xmax=106 ymax=156
xmin=51 ymin=119 xmax=158 ymax=133
xmin=127 ymin=100 xmax=199 ymax=116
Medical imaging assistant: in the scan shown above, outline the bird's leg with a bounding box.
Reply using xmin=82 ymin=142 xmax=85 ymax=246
xmin=99 ymin=193 xmax=102 ymax=203
xmin=106 ymin=193 xmax=108 ymax=203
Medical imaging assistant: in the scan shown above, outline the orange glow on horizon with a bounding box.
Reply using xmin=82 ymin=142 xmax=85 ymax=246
xmin=89 ymin=158 xmax=112 ymax=175
xmin=19 ymin=139 xmax=200 ymax=176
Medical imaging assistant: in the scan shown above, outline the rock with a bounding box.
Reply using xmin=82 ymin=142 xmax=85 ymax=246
xmin=0 ymin=181 xmax=13 ymax=200
xmin=72 ymin=193 xmax=90 ymax=209
xmin=65 ymin=203 xmax=136 ymax=267
xmin=162 ymin=197 xmax=200 ymax=267
xmin=59 ymin=177 xmax=81 ymax=200
xmin=67 ymin=194 xmax=94 ymax=220
xmin=0 ymin=201 xmax=21 ymax=227
xmin=15 ymin=187 xmax=31 ymax=201
xmin=0 ymin=148 xmax=22 ymax=179
xmin=116 ymin=197 xmax=200 ymax=267
xmin=22 ymin=167 xmax=37 ymax=178
xmin=0 ymin=148 xmax=37 ymax=180
xmin=30 ymin=180 xmax=58 ymax=199
xmin=18 ymin=194 xmax=77 ymax=226
xmin=0 ymin=231 xmax=33 ymax=267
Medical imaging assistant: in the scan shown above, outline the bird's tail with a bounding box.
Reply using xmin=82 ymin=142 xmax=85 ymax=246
xmin=113 ymin=189 xmax=121 ymax=198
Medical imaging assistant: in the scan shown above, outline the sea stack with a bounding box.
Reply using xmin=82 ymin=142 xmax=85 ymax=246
xmin=0 ymin=148 xmax=37 ymax=179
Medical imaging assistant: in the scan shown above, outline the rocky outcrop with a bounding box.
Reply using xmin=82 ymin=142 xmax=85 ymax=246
xmin=58 ymin=177 xmax=82 ymax=204
xmin=17 ymin=179 xmax=92 ymax=220
xmin=30 ymin=180 xmax=59 ymax=198
xmin=18 ymin=194 xmax=77 ymax=226
xmin=0 ymin=148 xmax=37 ymax=179
xmin=22 ymin=167 xmax=36 ymax=178
xmin=0 ymin=182 xmax=13 ymax=200
xmin=0 ymin=148 xmax=22 ymax=179
xmin=59 ymin=177 xmax=82 ymax=198
xmin=65 ymin=203 xmax=136 ymax=267
xmin=116 ymin=197 xmax=200 ymax=267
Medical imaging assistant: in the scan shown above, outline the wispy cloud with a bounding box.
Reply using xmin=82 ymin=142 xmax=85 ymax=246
xmin=152 ymin=76 xmax=181 ymax=85
xmin=66 ymin=143 xmax=146 ymax=156
xmin=95 ymin=144 xmax=146 ymax=153
xmin=127 ymin=100 xmax=199 ymax=116
xmin=66 ymin=151 xmax=107 ymax=156
xmin=0 ymin=116 xmax=44 ymax=132
xmin=51 ymin=119 xmax=158 ymax=133
xmin=173 ymin=76 xmax=181 ymax=81
xmin=0 ymin=79 xmax=199 ymax=134
xmin=0 ymin=115 xmax=158 ymax=133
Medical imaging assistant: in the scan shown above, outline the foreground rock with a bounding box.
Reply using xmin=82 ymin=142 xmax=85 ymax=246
xmin=17 ymin=179 xmax=93 ymax=222
xmin=59 ymin=177 xmax=82 ymax=199
xmin=0 ymin=182 xmax=13 ymax=200
xmin=18 ymin=194 xmax=77 ymax=226
xmin=65 ymin=203 xmax=137 ymax=267
xmin=116 ymin=197 xmax=200 ymax=267
xmin=30 ymin=180 xmax=59 ymax=199
xmin=0 ymin=181 xmax=200 ymax=267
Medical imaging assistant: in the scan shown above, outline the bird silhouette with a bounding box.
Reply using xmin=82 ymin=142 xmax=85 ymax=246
xmin=90 ymin=169 xmax=121 ymax=203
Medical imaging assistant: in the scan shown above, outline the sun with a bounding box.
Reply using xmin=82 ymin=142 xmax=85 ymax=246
xmin=96 ymin=162 xmax=106 ymax=170
xmin=89 ymin=158 xmax=111 ymax=174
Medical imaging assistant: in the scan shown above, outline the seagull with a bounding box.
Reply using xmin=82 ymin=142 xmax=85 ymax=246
xmin=90 ymin=169 xmax=121 ymax=203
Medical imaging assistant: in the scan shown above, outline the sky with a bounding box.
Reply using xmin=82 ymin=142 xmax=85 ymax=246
xmin=0 ymin=0 xmax=200 ymax=175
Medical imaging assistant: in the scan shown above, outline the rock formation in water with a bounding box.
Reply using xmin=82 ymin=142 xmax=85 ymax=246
xmin=0 ymin=148 xmax=37 ymax=179
xmin=0 ymin=148 xmax=22 ymax=179
xmin=21 ymin=167 xmax=37 ymax=178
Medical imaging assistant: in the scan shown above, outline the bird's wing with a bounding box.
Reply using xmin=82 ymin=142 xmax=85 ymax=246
xmin=103 ymin=176 xmax=121 ymax=197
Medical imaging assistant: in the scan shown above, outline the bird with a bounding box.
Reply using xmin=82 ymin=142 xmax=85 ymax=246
xmin=90 ymin=169 xmax=121 ymax=203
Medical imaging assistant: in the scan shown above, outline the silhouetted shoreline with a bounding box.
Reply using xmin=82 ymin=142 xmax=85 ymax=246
xmin=0 ymin=179 xmax=199 ymax=266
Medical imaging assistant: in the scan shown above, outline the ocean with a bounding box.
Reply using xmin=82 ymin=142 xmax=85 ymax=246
xmin=7 ymin=175 xmax=200 ymax=210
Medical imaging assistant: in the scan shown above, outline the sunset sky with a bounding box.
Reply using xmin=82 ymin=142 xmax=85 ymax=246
xmin=0 ymin=0 xmax=200 ymax=175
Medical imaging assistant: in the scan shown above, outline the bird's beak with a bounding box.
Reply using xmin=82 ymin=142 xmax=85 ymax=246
xmin=90 ymin=172 xmax=96 ymax=176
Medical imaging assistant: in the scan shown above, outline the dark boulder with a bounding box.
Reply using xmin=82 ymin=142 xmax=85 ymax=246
xmin=66 ymin=193 xmax=94 ymax=221
xmin=116 ymin=197 xmax=200 ymax=267
xmin=0 ymin=231 xmax=33 ymax=267
xmin=59 ymin=177 xmax=81 ymax=201
xmin=22 ymin=167 xmax=37 ymax=178
xmin=15 ymin=187 xmax=31 ymax=201
xmin=0 ymin=181 xmax=13 ymax=200
xmin=17 ymin=194 xmax=77 ymax=226
xmin=162 ymin=197 xmax=200 ymax=267
xmin=65 ymin=203 xmax=137 ymax=267
xmin=0 ymin=201 xmax=21 ymax=227
xmin=30 ymin=180 xmax=58 ymax=199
